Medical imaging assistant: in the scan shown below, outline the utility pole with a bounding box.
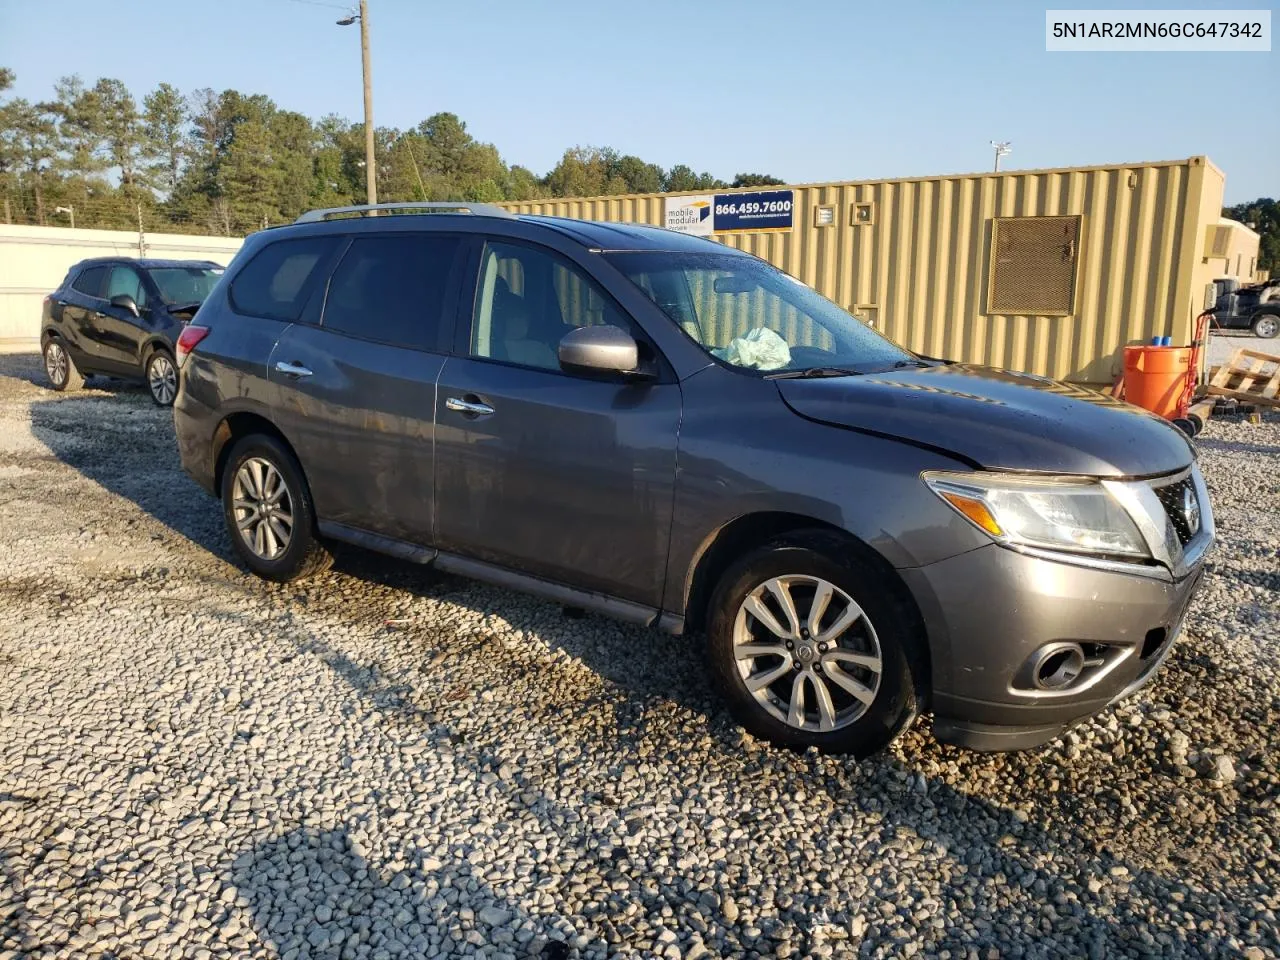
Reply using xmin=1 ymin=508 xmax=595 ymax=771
xmin=339 ymin=2 xmax=377 ymax=207
xmin=136 ymin=202 xmax=148 ymax=257
xmin=360 ymin=0 xmax=376 ymax=206
xmin=991 ymin=141 xmax=1012 ymax=173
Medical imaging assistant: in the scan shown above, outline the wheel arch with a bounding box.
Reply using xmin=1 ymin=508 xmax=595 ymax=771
xmin=683 ymin=512 xmax=920 ymax=627
xmin=684 ymin=511 xmax=933 ymax=708
xmin=1253 ymin=310 xmax=1280 ymax=336
xmin=140 ymin=336 xmax=175 ymax=364
xmin=212 ymin=411 xmax=301 ymax=496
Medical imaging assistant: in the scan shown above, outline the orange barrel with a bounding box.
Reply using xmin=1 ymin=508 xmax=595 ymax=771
xmin=1122 ymin=345 xmax=1191 ymax=419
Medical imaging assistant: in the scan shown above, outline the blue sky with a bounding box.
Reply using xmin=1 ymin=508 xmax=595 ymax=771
xmin=1 ymin=0 xmax=1275 ymax=203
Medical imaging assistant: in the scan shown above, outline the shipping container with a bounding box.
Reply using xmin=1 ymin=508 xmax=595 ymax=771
xmin=503 ymin=157 xmax=1245 ymax=385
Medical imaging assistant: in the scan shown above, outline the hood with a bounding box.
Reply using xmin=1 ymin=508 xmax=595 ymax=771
xmin=776 ymin=364 xmax=1194 ymax=477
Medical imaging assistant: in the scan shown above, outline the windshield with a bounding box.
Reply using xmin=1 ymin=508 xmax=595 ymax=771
xmin=606 ymin=251 xmax=913 ymax=374
xmin=145 ymin=266 xmax=224 ymax=306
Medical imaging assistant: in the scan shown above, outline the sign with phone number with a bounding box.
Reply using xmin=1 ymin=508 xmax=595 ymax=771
xmin=664 ymin=189 xmax=794 ymax=236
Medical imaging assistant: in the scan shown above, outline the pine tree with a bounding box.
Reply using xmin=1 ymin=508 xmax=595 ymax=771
xmin=143 ymin=82 xmax=187 ymax=196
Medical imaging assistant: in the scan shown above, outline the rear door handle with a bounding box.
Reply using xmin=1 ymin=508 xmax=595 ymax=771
xmin=274 ymin=360 xmax=313 ymax=378
xmin=445 ymin=397 xmax=494 ymax=417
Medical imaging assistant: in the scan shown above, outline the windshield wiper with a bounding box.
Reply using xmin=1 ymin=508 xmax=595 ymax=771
xmin=765 ymin=366 xmax=861 ymax=380
xmin=892 ymin=358 xmax=931 ymax=368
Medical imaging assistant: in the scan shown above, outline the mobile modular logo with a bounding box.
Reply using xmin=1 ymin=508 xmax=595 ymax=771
xmin=664 ymin=195 xmax=715 ymax=236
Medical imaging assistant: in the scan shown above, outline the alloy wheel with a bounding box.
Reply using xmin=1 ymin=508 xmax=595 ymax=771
xmin=231 ymin=457 xmax=294 ymax=561
xmin=45 ymin=342 xmax=68 ymax=386
xmin=148 ymin=354 xmax=177 ymax=405
xmin=1257 ymin=315 xmax=1279 ymax=338
xmin=733 ymin=574 xmax=883 ymax=733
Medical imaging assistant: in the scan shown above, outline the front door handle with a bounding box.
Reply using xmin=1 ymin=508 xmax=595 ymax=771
xmin=445 ymin=396 xmax=494 ymax=417
xmin=274 ymin=360 xmax=313 ymax=378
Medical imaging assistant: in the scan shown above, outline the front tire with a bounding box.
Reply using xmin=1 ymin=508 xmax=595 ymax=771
xmin=145 ymin=349 xmax=178 ymax=406
xmin=1251 ymin=313 xmax=1279 ymax=339
xmin=221 ymin=434 xmax=332 ymax=582
xmin=707 ymin=532 xmax=923 ymax=757
xmin=43 ymin=337 xmax=84 ymax=392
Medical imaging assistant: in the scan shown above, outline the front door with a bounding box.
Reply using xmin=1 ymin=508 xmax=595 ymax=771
xmin=268 ymin=231 xmax=467 ymax=544
xmin=433 ymin=239 xmax=681 ymax=609
xmin=95 ymin=264 xmax=153 ymax=369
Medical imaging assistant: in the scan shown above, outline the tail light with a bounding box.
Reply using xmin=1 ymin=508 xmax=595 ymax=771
xmin=175 ymin=324 xmax=210 ymax=367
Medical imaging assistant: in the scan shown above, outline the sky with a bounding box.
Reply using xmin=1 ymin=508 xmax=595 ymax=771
xmin=1 ymin=0 xmax=1276 ymax=204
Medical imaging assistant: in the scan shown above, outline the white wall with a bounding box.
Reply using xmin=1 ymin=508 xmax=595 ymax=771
xmin=0 ymin=225 xmax=244 ymax=351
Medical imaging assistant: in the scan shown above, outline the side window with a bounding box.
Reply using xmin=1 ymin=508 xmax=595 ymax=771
xmin=471 ymin=241 xmax=632 ymax=371
xmin=230 ymin=237 xmax=337 ymax=321
xmin=104 ymin=266 xmax=148 ymax=309
xmin=71 ymin=266 xmax=108 ymax=298
xmin=322 ymin=234 xmax=462 ymax=351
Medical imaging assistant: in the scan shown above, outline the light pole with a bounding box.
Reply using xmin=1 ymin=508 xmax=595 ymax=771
xmin=338 ymin=1 xmax=376 ymax=207
xmin=990 ymin=141 xmax=1012 ymax=173
xmin=54 ymin=205 xmax=75 ymax=229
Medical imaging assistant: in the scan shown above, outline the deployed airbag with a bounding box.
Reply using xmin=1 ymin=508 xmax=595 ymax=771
xmin=712 ymin=327 xmax=791 ymax=370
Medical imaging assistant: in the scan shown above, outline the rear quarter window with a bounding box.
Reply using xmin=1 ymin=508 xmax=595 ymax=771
xmin=229 ymin=237 xmax=339 ymax=321
xmin=70 ymin=266 xmax=109 ymax=298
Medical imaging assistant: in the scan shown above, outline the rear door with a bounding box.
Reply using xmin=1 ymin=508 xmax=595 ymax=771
xmin=267 ymin=231 xmax=467 ymax=544
xmin=59 ymin=265 xmax=110 ymax=367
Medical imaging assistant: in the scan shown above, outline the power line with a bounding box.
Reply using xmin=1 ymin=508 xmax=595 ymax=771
xmin=278 ymin=0 xmax=352 ymax=9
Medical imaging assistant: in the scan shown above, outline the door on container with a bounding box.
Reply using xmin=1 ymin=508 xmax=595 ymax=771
xmin=268 ymin=231 xmax=467 ymax=544
xmin=433 ymin=238 xmax=681 ymax=608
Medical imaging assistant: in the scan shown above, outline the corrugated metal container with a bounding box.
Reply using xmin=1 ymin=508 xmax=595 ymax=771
xmin=503 ymin=157 xmax=1224 ymax=385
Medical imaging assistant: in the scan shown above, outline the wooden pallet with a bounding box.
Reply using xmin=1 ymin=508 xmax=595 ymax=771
xmin=1201 ymin=348 xmax=1280 ymax=408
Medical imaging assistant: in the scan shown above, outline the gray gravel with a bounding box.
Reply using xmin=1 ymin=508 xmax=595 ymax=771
xmin=0 ymin=353 xmax=1277 ymax=960
xmin=1205 ymin=330 xmax=1276 ymax=369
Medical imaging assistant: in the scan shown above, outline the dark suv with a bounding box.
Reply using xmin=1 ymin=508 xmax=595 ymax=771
xmin=42 ymin=257 xmax=225 ymax=405
xmin=173 ymin=202 xmax=1214 ymax=756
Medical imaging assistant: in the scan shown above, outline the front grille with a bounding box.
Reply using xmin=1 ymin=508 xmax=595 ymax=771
xmin=1154 ymin=477 xmax=1197 ymax=546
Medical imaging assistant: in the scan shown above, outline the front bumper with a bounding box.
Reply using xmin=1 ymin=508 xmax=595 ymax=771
xmin=901 ymin=542 xmax=1206 ymax=752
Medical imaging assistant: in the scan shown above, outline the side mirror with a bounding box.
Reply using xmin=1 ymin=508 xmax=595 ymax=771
xmin=109 ymin=293 xmax=140 ymax=317
xmin=558 ymin=325 xmax=644 ymax=377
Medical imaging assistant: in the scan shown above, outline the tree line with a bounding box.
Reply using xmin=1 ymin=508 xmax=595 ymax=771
xmin=0 ymin=67 xmax=785 ymax=236
xmin=2 ymin=66 xmax=1273 ymax=271
xmin=1223 ymin=198 xmax=1279 ymax=275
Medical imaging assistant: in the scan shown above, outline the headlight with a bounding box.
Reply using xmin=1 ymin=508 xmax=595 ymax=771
xmin=923 ymin=471 xmax=1150 ymax=559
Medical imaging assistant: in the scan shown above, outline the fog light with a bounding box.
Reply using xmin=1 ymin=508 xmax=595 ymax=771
xmin=1031 ymin=643 xmax=1086 ymax=690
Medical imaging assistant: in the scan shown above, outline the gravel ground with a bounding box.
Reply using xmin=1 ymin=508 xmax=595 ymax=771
xmin=0 ymin=353 xmax=1277 ymax=960
xmin=1205 ymin=330 xmax=1276 ymax=369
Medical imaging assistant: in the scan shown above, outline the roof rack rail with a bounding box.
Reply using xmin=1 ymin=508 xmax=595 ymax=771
xmin=294 ymin=201 xmax=514 ymax=223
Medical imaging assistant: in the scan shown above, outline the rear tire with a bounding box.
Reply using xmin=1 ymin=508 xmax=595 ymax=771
xmin=43 ymin=337 xmax=84 ymax=392
xmin=221 ymin=434 xmax=332 ymax=582
xmin=706 ymin=531 xmax=923 ymax=757
xmin=145 ymin=348 xmax=178 ymax=406
xmin=1251 ymin=313 xmax=1279 ymax=339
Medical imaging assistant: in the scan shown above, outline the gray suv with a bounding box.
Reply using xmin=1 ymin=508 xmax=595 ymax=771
xmin=173 ymin=202 xmax=1214 ymax=756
